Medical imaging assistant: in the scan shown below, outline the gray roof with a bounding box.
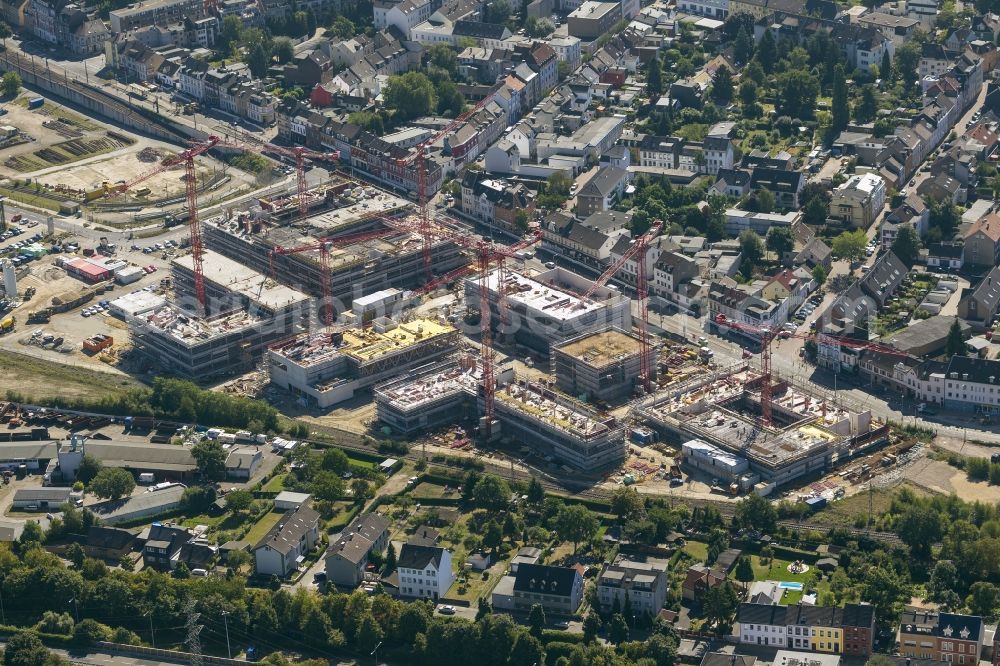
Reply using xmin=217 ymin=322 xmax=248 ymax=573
xmin=13 ymin=488 xmax=72 ymax=502
xmin=0 ymin=442 xmax=58 ymax=461
xmin=254 ymin=503 xmax=319 ymax=555
xmin=88 ymin=485 xmax=185 ymax=524
xmin=702 ymin=654 xmax=757 ymax=666
xmin=225 ymin=447 xmax=260 ymax=471
xmin=326 ymin=512 xmax=389 ymax=564
xmin=578 ymin=166 xmax=629 ymax=198
xmin=82 ymin=441 xmax=196 ymax=472
xmin=397 ymin=543 xmax=447 ymax=570
xmin=513 ymin=563 xmax=579 ymax=597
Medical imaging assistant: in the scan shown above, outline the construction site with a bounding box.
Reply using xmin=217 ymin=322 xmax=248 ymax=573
xmin=640 ymin=364 xmax=891 ymax=489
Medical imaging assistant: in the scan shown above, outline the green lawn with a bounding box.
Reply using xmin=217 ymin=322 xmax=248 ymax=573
xmin=243 ymin=511 xmax=284 ymax=544
xmin=446 ymin=567 xmax=501 ymax=603
xmin=262 ymin=473 xmax=287 ymax=492
xmin=782 ymin=588 xmax=804 ymax=605
xmin=410 ymin=482 xmax=453 ymax=499
xmin=683 ymin=540 xmax=708 ymax=562
xmin=749 ymin=555 xmax=812 ymax=583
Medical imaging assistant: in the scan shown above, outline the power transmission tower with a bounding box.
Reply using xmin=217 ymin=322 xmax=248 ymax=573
xmin=184 ymin=598 xmax=203 ymax=666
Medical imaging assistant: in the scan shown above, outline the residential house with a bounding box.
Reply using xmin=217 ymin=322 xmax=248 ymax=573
xmin=253 ymin=503 xmax=320 ymax=578
xmin=964 ymin=213 xmax=1000 ymax=269
xmin=881 ymin=193 xmax=929 ymax=249
xmin=682 ymin=564 xmax=727 ymax=601
xmin=925 ymin=241 xmax=964 ymax=271
xmin=712 ymin=168 xmax=752 ymax=198
xmin=460 ymin=170 xmax=535 ymax=230
xmin=734 ymin=602 xmax=876 ymax=656
xmin=512 ymin=563 xmax=584 ymax=615
xmin=542 ymin=211 xmax=632 ymax=264
xmin=898 ymin=611 xmax=984 ymax=664
xmin=85 ymin=526 xmax=136 ymax=561
xmin=596 ymin=560 xmax=668 ymax=617
xmin=829 ymin=173 xmax=887 ymax=229
xmin=576 ymin=166 xmax=630 ymax=216
xmin=397 ymin=543 xmax=454 ymax=601
xmin=652 ymin=250 xmax=701 ymax=304
xmin=958 ymin=266 xmax=1000 ymax=329
xmin=567 ymin=1 xmax=621 ymax=40
xmin=749 ymin=167 xmax=805 ymax=209
xmin=325 ymin=513 xmax=390 ymax=587
xmin=225 ymin=447 xmax=262 ymax=480
xmin=857 ymin=11 xmax=919 ymax=46
xmin=709 ymin=278 xmax=790 ymax=339
xmin=142 ymin=524 xmax=192 ymax=571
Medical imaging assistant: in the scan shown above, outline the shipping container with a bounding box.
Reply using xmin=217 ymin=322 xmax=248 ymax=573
xmin=28 ymin=98 xmax=44 ymax=109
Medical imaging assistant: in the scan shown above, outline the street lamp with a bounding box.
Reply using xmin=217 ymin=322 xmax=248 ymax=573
xmin=221 ymin=610 xmax=232 ymax=659
xmin=371 ymin=641 xmax=382 ymax=665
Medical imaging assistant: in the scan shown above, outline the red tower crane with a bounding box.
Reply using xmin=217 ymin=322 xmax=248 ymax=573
xmin=269 ymin=241 xmax=335 ymax=331
xmin=579 ymin=220 xmax=664 ymax=392
xmin=713 ymin=314 xmax=910 ymax=426
xmin=394 ymin=90 xmax=501 ymax=277
xmin=264 ymin=144 xmax=340 ymax=216
xmin=101 ymin=135 xmax=226 ymax=310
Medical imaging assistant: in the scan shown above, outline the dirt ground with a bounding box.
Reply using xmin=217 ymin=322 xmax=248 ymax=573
xmin=0 ymin=348 xmax=141 ymax=402
xmin=904 ymin=456 xmax=1000 ymax=501
xmin=33 ymin=150 xmax=216 ymax=200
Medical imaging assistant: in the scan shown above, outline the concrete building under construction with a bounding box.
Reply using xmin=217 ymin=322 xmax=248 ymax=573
xmin=268 ymin=318 xmax=460 ymax=408
xmin=203 ymin=191 xmax=465 ymax=311
xmin=552 ymin=329 xmax=654 ymax=403
xmin=466 ymin=267 xmax=632 ymax=357
xmin=376 ymin=360 xmax=626 ymax=472
xmin=129 ymin=250 xmax=311 ymax=380
xmin=640 ymin=365 xmax=889 ymax=488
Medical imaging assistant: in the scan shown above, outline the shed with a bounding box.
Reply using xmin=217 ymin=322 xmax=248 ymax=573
xmin=274 ymin=491 xmax=312 ymax=511
xmin=816 ymin=557 xmax=839 ymax=572
xmin=378 ymin=458 xmax=398 ymax=474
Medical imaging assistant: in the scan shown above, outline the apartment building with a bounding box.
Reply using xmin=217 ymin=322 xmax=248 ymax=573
xmin=109 ymin=0 xmax=203 ymax=32
xmin=253 ymin=503 xmax=320 ymax=578
xmin=899 ymin=612 xmax=984 ymax=665
xmin=512 ymin=563 xmax=584 ymax=616
xmin=596 ymin=560 xmax=668 ymax=617
xmin=397 ymin=543 xmax=454 ymax=601
xmin=829 ymin=173 xmax=887 ymax=229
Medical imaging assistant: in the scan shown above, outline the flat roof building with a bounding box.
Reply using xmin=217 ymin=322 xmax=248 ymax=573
xmin=268 ymin=318 xmax=459 ymax=408
xmin=552 ymin=329 xmax=651 ymax=403
xmin=88 ymin=485 xmax=186 ymax=525
xmin=465 ymin=266 xmax=631 ymax=357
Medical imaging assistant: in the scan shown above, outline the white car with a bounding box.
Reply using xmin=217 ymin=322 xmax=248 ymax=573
xmin=438 ymin=605 xmax=456 ymax=615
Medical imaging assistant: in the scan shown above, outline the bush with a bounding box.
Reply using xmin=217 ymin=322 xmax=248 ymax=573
xmin=72 ymin=619 xmax=110 ymax=646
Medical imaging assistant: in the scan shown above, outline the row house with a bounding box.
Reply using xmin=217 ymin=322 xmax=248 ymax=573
xmin=637 ymin=132 xmax=734 ymax=175
xmin=596 ymin=560 xmax=668 ymax=617
xmin=754 ymin=12 xmax=894 ymax=74
xmin=24 ymin=0 xmax=109 ymax=55
xmin=708 ymin=278 xmax=790 ymax=341
xmin=541 ymin=210 xmax=632 ymax=266
xmin=734 ymin=602 xmax=876 ymax=657
xmin=109 ymin=0 xmax=204 ymax=33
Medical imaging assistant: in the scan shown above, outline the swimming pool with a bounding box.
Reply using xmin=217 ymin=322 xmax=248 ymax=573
xmin=780 ymin=582 xmax=804 ymax=591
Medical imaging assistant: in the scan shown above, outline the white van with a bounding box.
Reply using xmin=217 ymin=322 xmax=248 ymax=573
xmin=191 ymin=568 xmax=208 ymax=577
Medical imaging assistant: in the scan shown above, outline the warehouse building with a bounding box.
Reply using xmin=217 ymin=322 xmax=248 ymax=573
xmin=57 ymin=436 xmax=197 ymax=480
xmin=88 ymin=485 xmax=186 ymax=525
xmin=0 ymin=442 xmax=58 ymax=471
xmin=551 ymin=329 xmax=651 ymax=402
xmin=12 ymin=487 xmax=72 ymax=510
xmin=268 ymin=318 xmax=460 ymax=408
xmin=465 ymin=267 xmax=632 ymax=357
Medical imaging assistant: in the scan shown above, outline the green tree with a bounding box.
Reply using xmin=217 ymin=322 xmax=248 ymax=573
xmin=328 ymin=15 xmax=355 ymax=39
xmin=385 ymin=542 xmax=397 ymax=572
xmin=1 ymin=71 xmax=21 ymax=98
xmin=735 ymin=556 xmax=755 ymax=592
xmin=72 ymin=619 xmax=109 ymax=646
xmin=647 ymin=55 xmax=663 ymax=97
xmin=831 ymin=64 xmax=849 ymax=135
xmin=854 ymin=85 xmax=878 ymax=124
xmin=812 ymin=264 xmax=827 ymax=285
xmin=246 ymin=42 xmax=270 ymax=78
xmin=88 ymin=468 xmax=135 ymax=500
xmin=608 ymin=613 xmax=629 ymax=645
xmin=220 ymin=14 xmax=242 ymax=50
xmin=508 ymin=632 xmax=545 ymax=666
xmin=4 ymin=631 xmax=56 ymax=666
xmin=554 ymin=504 xmax=599 ymax=554
xmin=351 ymin=478 xmax=370 ymax=501
xmin=891 ymin=226 xmax=919 ymax=267
xmin=881 ymin=50 xmax=892 ymax=83
xmin=776 ymin=69 xmax=819 ymax=119
xmin=712 ymin=65 xmax=733 ymax=103
xmin=527 ymin=477 xmax=545 ymax=504
xmin=312 ymin=471 xmax=345 ymax=501
xmin=734 ymin=26 xmax=753 ymax=64
xmin=967 ymin=581 xmax=999 ymax=617
xmin=755 ymin=188 xmax=776 ymax=214
xmin=755 ymin=29 xmax=777 ymax=73
xmin=611 ymin=486 xmax=645 ymax=522
xmin=384 ymin=72 xmax=436 ymax=121
xmin=482 ymin=0 xmax=511 ymax=23
xmin=733 ymin=493 xmax=777 ymax=534
xmin=702 ymin=581 xmax=739 ymax=630
xmin=528 ymin=603 xmax=546 ymax=638
xmin=75 ymin=455 xmax=102 ymax=484
xmin=272 ymin=38 xmax=294 ymax=64
xmin=831 ymin=229 xmax=868 ymax=261
xmin=436 ymin=79 xmax=465 ymax=116
xmin=428 ymin=43 xmax=458 ymax=77
xmin=473 ymin=474 xmax=511 ymax=511
xmin=321 ymin=448 xmax=350 ymax=473
xmin=766 ymin=226 xmax=795 ymax=258
xmin=803 ymin=195 xmax=828 ymax=226
xmin=347 ymin=111 xmax=385 ymax=135
xmin=355 ymin=613 xmax=384 ymax=654
xmin=191 ymin=439 xmax=227 ymax=480
xmin=895 ymin=41 xmax=920 ymax=89
xmin=946 ymin=317 xmax=967 ymax=357
xmin=738 ymin=230 xmax=764 ymax=277
xmin=582 ymin=612 xmax=602 ymax=643
xmin=225 ymin=489 xmax=253 ymax=514
xmin=483 ymin=520 xmax=503 ymax=553
xmin=739 ymin=80 xmax=758 ymax=107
